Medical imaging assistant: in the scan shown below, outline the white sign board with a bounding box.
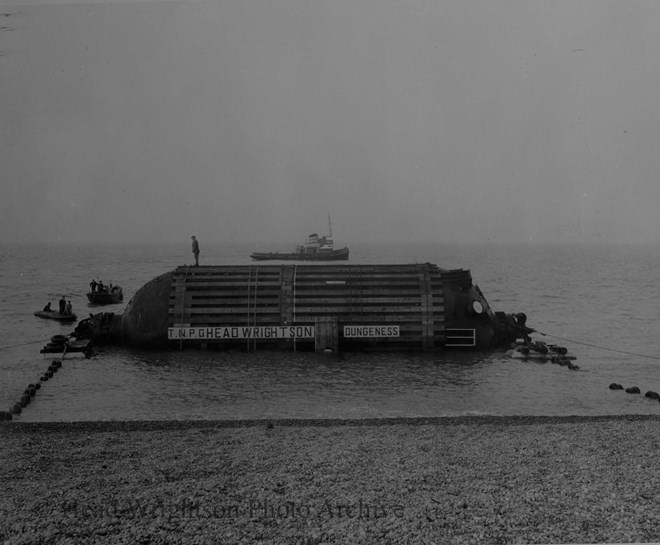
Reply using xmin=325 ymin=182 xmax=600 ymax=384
xmin=168 ymin=326 xmax=315 ymax=340
xmin=343 ymin=325 xmax=400 ymax=338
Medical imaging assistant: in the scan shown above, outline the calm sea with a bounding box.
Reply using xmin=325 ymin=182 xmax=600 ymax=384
xmin=1 ymin=241 xmax=660 ymax=421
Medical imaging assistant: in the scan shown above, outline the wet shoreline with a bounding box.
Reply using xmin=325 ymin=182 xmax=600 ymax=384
xmin=5 ymin=412 xmax=660 ymax=432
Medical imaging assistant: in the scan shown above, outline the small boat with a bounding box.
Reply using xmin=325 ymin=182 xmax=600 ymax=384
xmin=250 ymin=216 xmax=349 ymax=261
xmin=39 ymin=335 xmax=93 ymax=358
xmin=506 ymin=341 xmax=576 ymax=364
xmin=34 ymin=310 xmax=78 ymax=322
xmin=87 ymin=285 xmax=123 ymax=305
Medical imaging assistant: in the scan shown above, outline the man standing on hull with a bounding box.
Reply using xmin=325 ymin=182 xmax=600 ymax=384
xmin=191 ymin=235 xmax=200 ymax=266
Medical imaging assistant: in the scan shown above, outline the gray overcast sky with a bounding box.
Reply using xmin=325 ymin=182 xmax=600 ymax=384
xmin=2 ymin=0 xmax=660 ymax=245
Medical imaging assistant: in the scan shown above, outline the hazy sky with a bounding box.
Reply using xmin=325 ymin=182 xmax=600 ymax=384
xmin=2 ymin=0 xmax=660 ymax=245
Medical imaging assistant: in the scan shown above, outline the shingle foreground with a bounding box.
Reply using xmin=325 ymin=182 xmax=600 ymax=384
xmin=2 ymin=415 xmax=659 ymax=544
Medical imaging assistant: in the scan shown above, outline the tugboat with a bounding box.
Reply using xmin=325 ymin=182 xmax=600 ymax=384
xmin=250 ymin=216 xmax=349 ymax=261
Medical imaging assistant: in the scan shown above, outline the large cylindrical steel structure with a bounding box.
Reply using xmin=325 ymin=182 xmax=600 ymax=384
xmin=97 ymin=263 xmax=523 ymax=351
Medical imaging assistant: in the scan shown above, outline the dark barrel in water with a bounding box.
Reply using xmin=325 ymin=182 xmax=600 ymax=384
xmin=74 ymin=263 xmax=528 ymax=352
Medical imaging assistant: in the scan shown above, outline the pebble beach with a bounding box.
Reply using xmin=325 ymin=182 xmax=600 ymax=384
xmin=3 ymin=416 xmax=660 ymax=544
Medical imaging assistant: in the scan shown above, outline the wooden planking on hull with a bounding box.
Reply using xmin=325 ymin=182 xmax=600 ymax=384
xmin=167 ymin=263 xmax=446 ymax=349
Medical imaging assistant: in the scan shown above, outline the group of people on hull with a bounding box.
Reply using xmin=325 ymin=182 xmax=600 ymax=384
xmin=43 ymin=296 xmax=73 ymax=316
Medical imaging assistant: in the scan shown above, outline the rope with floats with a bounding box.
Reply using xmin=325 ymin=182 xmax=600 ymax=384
xmin=0 ymin=359 xmax=63 ymax=421
xmin=535 ymin=330 xmax=660 ymax=361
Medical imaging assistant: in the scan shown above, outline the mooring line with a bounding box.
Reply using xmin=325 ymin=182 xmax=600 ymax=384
xmin=537 ymin=330 xmax=660 ymax=361
xmin=0 ymin=338 xmax=51 ymax=351
xmin=486 ymin=299 xmax=660 ymax=361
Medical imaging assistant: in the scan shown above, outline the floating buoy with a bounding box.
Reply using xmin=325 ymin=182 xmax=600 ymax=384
xmin=34 ymin=383 xmax=41 ymax=390
xmin=551 ymin=355 xmax=573 ymax=366
xmin=20 ymin=395 xmax=29 ymax=407
xmin=40 ymin=375 xmax=48 ymax=382
xmin=645 ymin=391 xmax=660 ymax=400
xmin=567 ymin=363 xmax=579 ymax=371
xmin=625 ymin=386 xmax=641 ymax=394
xmin=609 ymin=383 xmax=624 ymax=390
xmin=52 ymin=360 xmax=62 ymax=368
xmin=533 ymin=341 xmax=548 ymax=354
xmin=29 ymin=387 xmax=36 ymax=397
xmin=11 ymin=404 xmax=21 ymax=414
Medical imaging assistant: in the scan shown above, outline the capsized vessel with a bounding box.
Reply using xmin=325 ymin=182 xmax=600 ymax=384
xmin=70 ymin=263 xmax=534 ymax=352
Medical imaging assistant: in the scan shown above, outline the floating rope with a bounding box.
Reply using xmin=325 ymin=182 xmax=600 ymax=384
xmin=537 ymin=330 xmax=660 ymax=361
xmin=0 ymin=338 xmax=51 ymax=351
